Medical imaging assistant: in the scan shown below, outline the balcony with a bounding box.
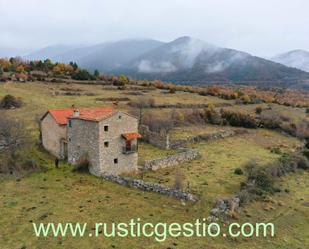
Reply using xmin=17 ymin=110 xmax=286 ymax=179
xmin=122 ymin=145 xmax=138 ymax=154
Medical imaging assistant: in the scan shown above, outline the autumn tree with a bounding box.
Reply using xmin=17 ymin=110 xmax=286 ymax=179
xmin=0 ymin=112 xmax=30 ymax=159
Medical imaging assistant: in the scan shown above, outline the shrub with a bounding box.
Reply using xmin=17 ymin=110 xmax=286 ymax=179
xmin=270 ymin=147 xmax=281 ymax=154
xmin=203 ymin=106 xmax=222 ymax=125
xmin=169 ymin=88 xmax=176 ymax=94
xmin=0 ymin=95 xmax=23 ymax=109
xmin=303 ymin=149 xmax=309 ymax=159
xmin=129 ymin=97 xmax=156 ymax=108
xmin=171 ymin=110 xmax=185 ymax=126
xmin=255 ymin=106 xmax=263 ymax=114
xmin=149 ymin=119 xmax=174 ymax=133
xmin=259 ymin=116 xmax=281 ymax=129
xmin=234 ymin=168 xmax=244 ymax=175
xmin=221 ymin=110 xmax=257 ymax=128
xmin=71 ymin=69 xmax=95 ymax=80
xmin=240 ymin=95 xmax=251 ymax=104
xmin=185 ymin=109 xmax=205 ymax=124
xmin=296 ymin=155 xmax=309 ymax=170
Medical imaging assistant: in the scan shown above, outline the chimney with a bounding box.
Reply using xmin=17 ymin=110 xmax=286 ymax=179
xmin=73 ymin=108 xmax=80 ymax=117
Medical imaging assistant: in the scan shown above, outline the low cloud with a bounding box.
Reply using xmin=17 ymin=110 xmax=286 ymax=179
xmin=138 ymin=60 xmax=177 ymax=73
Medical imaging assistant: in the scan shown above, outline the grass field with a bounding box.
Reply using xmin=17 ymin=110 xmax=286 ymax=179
xmin=0 ymin=81 xmax=308 ymax=249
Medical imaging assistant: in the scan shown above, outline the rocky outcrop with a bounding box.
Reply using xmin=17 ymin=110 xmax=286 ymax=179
xmin=144 ymin=149 xmax=200 ymax=171
xmin=208 ymin=197 xmax=240 ymax=222
xmin=101 ymin=174 xmax=198 ymax=202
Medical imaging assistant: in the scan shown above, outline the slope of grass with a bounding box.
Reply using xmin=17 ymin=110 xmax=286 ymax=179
xmin=0 ymin=81 xmax=308 ymax=249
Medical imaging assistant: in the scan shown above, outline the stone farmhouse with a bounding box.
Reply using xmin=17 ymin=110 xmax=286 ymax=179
xmin=40 ymin=107 xmax=141 ymax=176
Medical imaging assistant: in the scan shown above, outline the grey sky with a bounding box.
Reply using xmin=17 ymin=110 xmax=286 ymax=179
xmin=0 ymin=0 xmax=308 ymax=57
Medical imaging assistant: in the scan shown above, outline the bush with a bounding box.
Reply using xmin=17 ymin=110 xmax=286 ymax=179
xmin=255 ymin=106 xmax=263 ymax=114
xmin=259 ymin=117 xmax=281 ymax=129
xmin=169 ymin=88 xmax=176 ymax=94
xmin=0 ymin=95 xmax=23 ymax=109
xmin=303 ymin=149 xmax=309 ymax=159
xmin=234 ymin=168 xmax=244 ymax=175
xmin=255 ymin=170 xmax=275 ymax=191
xmin=149 ymin=119 xmax=174 ymax=133
xmin=71 ymin=69 xmax=95 ymax=80
xmin=171 ymin=110 xmax=185 ymax=126
xmin=296 ymin=155 xmax=309 ymax=170
xmin=270 ymin=147 xmax=281 ymax=154
xmin=129 ymin=97 xmax=155 ymax=108
xmin=221 ymin=110 xmax=257 ymax=128
xmin=203 ymin=106 xmax=222 ymax=125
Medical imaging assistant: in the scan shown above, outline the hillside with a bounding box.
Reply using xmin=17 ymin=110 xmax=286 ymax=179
xmin=272 ymin=49 xmax=309 ymax=73
xmin=1 ymin=81 xmax=309 ymax=248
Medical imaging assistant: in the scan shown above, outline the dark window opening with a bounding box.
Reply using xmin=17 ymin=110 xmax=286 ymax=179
xmin=104 ymin=141 xmax=109 ymax=148
xmin=104 ymin=125 xmax=109 ymax=131
xmin=119 ymin=115 xmax=122 ymax=119
xmin=114 ymin=158 xmax=118 ymax=164
xmin=68 ymin=120 xmax=72 ymax=127
xmin=126 ymin=140 xmax=132 ymax=151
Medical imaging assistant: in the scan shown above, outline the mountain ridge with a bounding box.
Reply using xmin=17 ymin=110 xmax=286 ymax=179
xmin=18 ymin=37 xmax=309 ymax=88
xmin=272 ymin=49 xmax=309 ymax=73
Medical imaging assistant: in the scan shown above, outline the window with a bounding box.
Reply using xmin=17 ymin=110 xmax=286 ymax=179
xmin=104 ymin=125 xmax=109 ymax=132
xmin=114 ymin=158 xmax=118 ymax=164
xmin=104 ymin=141 xmax=109 ymax=148
xmin=119 ymin=115 xmax=122 ymax=119
xmin=68 ymin=120 xmax=72 ymax=127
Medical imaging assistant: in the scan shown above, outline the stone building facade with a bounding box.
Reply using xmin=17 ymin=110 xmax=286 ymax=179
xmin=41 ymin=107 xmax=141 ymax=176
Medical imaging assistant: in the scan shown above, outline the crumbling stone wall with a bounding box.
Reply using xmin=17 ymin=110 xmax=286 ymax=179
xmin=101 ymin=174 xmax=197 ymax=202
xmin=139 ymin=125 xmax=170 ymax=149
xmin=169 ymin=130 xmax=237 ymax=148
xmin=144 ymin=149 xmax=200 ymax=171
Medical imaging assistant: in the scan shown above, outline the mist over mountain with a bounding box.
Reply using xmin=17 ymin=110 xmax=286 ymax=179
xmin=272 ymin=50 xmax=309 ymax=73
xmin=16 ymin=36 xmax=309 ymax=88
xmin=24 ymin=45 xmax=83 ymax=61
xmin=24 ymin=39 xmax=163 ymax=71
xmin=0 ymin=47 xmax=32 ymax=58
xmin=112 ymin=37 xmax=309 ymax=88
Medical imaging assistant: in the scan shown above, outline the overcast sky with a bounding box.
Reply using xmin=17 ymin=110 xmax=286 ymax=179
xmin=0 ymin=0 xmax=308 ymax=57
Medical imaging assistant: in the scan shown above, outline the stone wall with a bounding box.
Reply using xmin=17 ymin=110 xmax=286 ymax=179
xmin=101 ymin=174 xmax=197 ymax=202
xmin=139 ymin=125 xmax=170 ymax=149
xmin=144 ymin=149 xmax=200 ymax=171
xmin=169 ymin=130 xmax=237 ymax=149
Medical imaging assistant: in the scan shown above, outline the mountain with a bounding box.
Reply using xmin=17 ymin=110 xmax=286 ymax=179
xmin=77 ymin=39 xmax=164 ymax=72
xmin=23 ymin=39 xmax=164 ymax=72
xmin=0 ymin=47 xmax=32 ymax=58
xmin=17 ymin=37 xmax=309 ymax=88
xmin=272 ymin=50 xmax=309 ymax=73
xmin=113 ymin=37 xmax=309 ymax=87
xmin=24 ymin=45 xmax=83 ymax=61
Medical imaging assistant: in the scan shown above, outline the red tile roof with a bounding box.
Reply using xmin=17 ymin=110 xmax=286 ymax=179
xmin=122 ymin=132 xmax=142 ymax=140
xmin=47 ymin=107 xmax=115 ymax=125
